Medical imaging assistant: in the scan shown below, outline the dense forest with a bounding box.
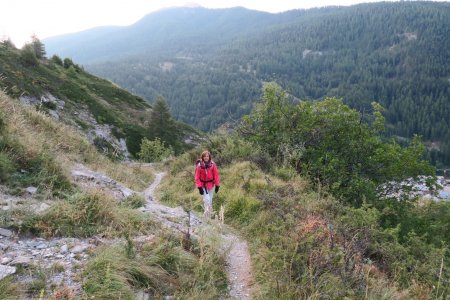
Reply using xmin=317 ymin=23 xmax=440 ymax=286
xmin=45 ymin=2 xmax=450 ymax=167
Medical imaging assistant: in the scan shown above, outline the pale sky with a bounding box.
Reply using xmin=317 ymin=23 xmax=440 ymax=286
xmin=0 ymin=0 xmax=404 ymax=48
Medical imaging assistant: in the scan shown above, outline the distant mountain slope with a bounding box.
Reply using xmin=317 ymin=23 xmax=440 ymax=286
xmin=0 ymin=41 xmax=199 ymax=158
xmin=44 ymin=6 xmax=299 ymax=64
xmin=44 ymin=2 xmax=450 ymax=166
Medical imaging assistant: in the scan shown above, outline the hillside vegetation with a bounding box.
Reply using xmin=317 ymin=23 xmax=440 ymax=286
xmin=0 ymin=42 xmax=449 ymax=298
xmin=45 ymin=2 xmax=449 ymax=166
xmin=0 ymin=39 xmax=200 ymax=158
xmin=160 ymin=85 xmax=450 ymax=298
xmin=0 ymin=91 xmax=228 ymax=299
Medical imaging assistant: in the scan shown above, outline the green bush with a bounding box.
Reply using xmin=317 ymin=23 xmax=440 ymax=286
xmin=50 ymin=55 xmax=63 ymax=66
xmin=138 ymin=138 xmax=173 ymax=163
xmin=242 ymin=84 xmax=436 ymax=206
xmin=63 ymin=58 xmax=74 ymax=69
xmin=272 ymin=165 xmax=297 ymax=181
xmin=202 ymin=135 xmax=273 ymax=172
xmin=225 ymin=196 xmax=261 ymax=224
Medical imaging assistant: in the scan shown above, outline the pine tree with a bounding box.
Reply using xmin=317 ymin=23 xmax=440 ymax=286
xmin=30 ymin=34 xmax=46 ymax=59
xmin=148 ymin=96 xmax=179 ymax=150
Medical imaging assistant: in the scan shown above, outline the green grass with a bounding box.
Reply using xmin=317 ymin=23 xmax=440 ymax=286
xmin=121 ymin=193 xmax=146 ymax=209
xmin=162 ymin=139 xmax=449 ymax=298
xmin=0 ymin=277 xmax=19 ymax=300
xmin=82 ymin=232 xmax=227 ymax=299
xmin=22 ymin=189 xmax=146 ymax=238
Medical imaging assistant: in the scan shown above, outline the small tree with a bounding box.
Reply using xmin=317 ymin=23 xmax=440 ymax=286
xmin=1 ymin=37 xmax=16 ymax=49
xmin=63 ymin=58 xmax=74 ymax=69
xmin=51 ymin=55 xmax=63 ymax=66
xmin=30 ymin=34 xmax=46 ymax=59
xmin=138 ymin=138 xmax=173 ymax=162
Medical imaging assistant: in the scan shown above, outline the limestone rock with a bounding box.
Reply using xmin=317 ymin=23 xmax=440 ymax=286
xmin=25 ymin=186 xmax=38 ymax=195
xmin=0 ymin=228 xmax=13 ymax=237
xmin=0 ymin=265 xmax=16 ymax=280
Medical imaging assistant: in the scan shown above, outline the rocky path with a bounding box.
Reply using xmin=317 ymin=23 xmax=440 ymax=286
xmin=223 ymin=235 xmax=257 ymax=299
xmin=140 ymin=172 xmax=258 ymax=299
xmin=0 ymin=231 xmax=99 ymax=293
xmin=0 ymin=165 xmax=258 ymax=299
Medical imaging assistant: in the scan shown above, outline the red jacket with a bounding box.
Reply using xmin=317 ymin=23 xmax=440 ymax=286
xmin=195 ymin=160 xmax=220 ymax=191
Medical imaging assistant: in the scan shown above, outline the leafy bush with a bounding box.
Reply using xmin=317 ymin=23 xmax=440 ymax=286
xmin=241 ymin=83 xmax=436 ymax=206
xmin=50 ymin=54 xmax=63 ymax=66
xmin=272 ymin=165 xmax=297 ymax=181
xmin=138 ymin=138 xmax=173 ymax=163
xmin=202 ymin=134 xmax=268 ymax=167
xmin=63 ymin=58 xmax=74 ymax=69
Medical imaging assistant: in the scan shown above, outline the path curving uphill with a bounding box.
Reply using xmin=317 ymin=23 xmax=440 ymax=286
xmin=141 ymin=172 xmax=258 ymax=299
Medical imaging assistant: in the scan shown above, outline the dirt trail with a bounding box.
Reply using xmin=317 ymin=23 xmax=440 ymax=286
xmin=0 ymin=166 xmax=257 ymax=298
xmin=141 ymin=172 xmax=258 ymax=299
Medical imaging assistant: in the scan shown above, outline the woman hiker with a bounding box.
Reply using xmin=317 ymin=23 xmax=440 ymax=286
xmin=195 ymin=150 xmax=220 ymax=218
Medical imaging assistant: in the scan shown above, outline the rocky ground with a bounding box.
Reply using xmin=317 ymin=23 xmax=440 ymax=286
xmin=0 ymin=165 xmax=259 ymax=299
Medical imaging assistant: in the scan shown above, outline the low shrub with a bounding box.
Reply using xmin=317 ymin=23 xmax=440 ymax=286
xmin=225 ymin=196 xmax=261 ymax=224
xmin=138 ymin=138 xmax=173 ymax=163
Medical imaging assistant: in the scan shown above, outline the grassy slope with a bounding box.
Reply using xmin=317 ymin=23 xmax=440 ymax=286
xmin=0 ymin=90 xmax=152 ymax=193
xmin=0 ymin=42 xmax=150 ymax=124
xmin=159 ymin=139 xmax=446 ymax=299
xmin=0 ymin=41 xmax=203 ymax=157
xmin=0 ymin=92 xmax=227 ymax=299
xmin=0 ymin=42 xmax=159 ymax=158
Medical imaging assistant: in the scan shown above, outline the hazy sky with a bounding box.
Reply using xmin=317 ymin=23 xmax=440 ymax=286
xmin=0 ymin=0 xmax=402 ymax=47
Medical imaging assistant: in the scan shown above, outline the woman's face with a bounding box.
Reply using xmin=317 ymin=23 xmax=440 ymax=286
xmin=203 ymin=154 xmax=210 ymax=162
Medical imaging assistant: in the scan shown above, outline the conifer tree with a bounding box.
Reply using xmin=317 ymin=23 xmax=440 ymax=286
xmin=148 ymin=96 xmax=179 ymax=151
xmin=30 ymin=34 xmax=46 ymax=59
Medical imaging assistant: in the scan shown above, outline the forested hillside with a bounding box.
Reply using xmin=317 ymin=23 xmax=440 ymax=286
xmin=45 ymin=2 xmax=450 ymax=167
